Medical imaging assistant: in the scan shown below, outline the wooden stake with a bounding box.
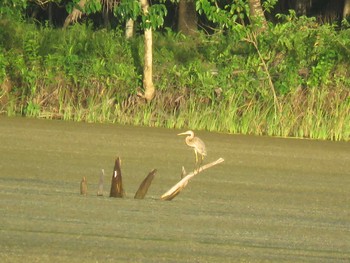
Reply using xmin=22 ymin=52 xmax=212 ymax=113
xmin=160 ymin=158 xmax=224 ymax=201
xmin=80 ymin=176 xmax=87 ymax=196
xmin=134 ymin=169 xmax=157 ymax=199
xmin=97 ymin=169 xmax=104 ymax=196
xmin=110 ymin=157 xmax=125 ymax=198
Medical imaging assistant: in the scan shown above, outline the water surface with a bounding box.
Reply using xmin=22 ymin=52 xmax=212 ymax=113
xmin=0 ymin=117 xmax=349 ymax=262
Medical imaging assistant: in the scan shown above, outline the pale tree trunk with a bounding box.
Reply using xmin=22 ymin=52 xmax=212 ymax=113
xmin=102 ymin=8 xmax=111 ymax=29
xmin=63 ymin=0 xmax=87 ymax=28
xmin=125 ymin=19 xmax=135 ymax=39
xmin=178 ymin=0 xmax=198 ymax=36
xmin=248 ymin=0 xmax=267 ymax=31
xmin=140 ymin=0 xmax=155 ymax=102
xmin=344 ymin=0 xmax=350 ymax=19
xmin=294 ymin=0 xmax=312 ymax=16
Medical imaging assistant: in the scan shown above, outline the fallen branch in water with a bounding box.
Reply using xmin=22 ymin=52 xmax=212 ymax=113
xmin=160 ymin=158 xmax=224 ymax=201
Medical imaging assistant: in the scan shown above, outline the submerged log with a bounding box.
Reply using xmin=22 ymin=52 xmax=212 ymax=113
xmin=161 ymin=158 xmax=224 ymax=201
xmin=97 ymin=169 xmax=104 ymax=196
xmin=134 ymin=169 xmax=157 ymax=199
xmin=80 ymin=176 xmax=87 ymax=196
xmin=110 ymin=157 xmax=125 ymax=198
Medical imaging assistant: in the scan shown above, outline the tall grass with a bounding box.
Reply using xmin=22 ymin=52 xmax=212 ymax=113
xmin=0 ymin=15 xmax=349 ymax=141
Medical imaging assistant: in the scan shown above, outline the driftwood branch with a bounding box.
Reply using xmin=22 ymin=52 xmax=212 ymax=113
xmin=110 ymin=157 xmax=125 ymax=198
xmin=134 ymin=169 xmax=157 ymax=199
xmin=161 ymin=158 xmax=224 ymax=201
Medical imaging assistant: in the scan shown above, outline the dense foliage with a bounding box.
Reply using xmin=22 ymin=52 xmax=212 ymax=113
xmin=0 ymin=2 xmax=349 ymax=140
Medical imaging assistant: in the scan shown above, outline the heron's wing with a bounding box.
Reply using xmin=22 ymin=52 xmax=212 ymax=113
xmin=192 ymin=137 xmax=207 ymax=156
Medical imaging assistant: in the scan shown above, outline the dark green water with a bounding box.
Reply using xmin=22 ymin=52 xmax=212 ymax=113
xmin=0 ymin=117 xmax=349 ymax=262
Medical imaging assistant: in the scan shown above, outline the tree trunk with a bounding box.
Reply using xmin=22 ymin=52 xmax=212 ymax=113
xmin=294 ymin=0 xmax=312 ymax=16
xmin=344 ymin=0 xmax=350 ymax=19
xmin=248 ymin=0 xmax=267 ymax=31
xmin=125 ymin=19 xmax=135 ymax=39
xmin=63 ymin=0 xmax=86 ymax=29
xmin=178 ymin=0 xmax=198 ymax=36
xmin=140 ymin=0 xmax=155 ymax=102
xmin=102 ymin=8 xmax=111 ymax=29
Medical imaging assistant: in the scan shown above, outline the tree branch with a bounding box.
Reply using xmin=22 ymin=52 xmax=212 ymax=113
xmin=161 ymin=158 xmax=224 ymax=201
xmin=243 ymin=32 xmax=282 ymax=114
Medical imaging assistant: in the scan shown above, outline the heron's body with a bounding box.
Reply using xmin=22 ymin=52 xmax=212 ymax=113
xmin=178 ymin=130 xmax=207 ymax=166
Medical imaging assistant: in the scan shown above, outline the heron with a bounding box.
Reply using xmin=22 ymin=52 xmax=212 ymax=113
xmin=178 ymin=130 xmax=207 ymax=168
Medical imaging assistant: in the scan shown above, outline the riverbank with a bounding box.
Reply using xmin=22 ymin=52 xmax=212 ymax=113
xmin=1 ymin=16 xmax=349 ymax=141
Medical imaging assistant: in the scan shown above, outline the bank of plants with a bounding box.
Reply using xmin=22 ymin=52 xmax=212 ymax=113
xmin=0 ymin=12 xmax=349 ymax=141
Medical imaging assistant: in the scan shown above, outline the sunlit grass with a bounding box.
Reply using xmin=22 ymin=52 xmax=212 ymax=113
xmin=4 ymin=83 xmax=349 ymax=141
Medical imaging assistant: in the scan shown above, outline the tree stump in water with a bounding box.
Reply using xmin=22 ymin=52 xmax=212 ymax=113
xmin=134 ymin=169 xmax=157 ymax=199
xmin=97 ymin=169 xmax=104 ymax=196
xmin=110 ymin=157 xmax=125 ymax=198
xmin=80 ymin=176 xmax=87 ymax=196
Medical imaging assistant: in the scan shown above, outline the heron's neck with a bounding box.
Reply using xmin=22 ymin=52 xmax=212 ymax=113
xmin=186 ymin=136 xmax=193 ymax=144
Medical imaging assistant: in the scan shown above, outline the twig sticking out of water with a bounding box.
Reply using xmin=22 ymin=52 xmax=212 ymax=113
xmin=97 ymin=169 xmax=104 ymax=196
xmin=80 ymin=176 xmax=87 ymax=196
xmin=180 ymin=166 xmax=186 ymax=179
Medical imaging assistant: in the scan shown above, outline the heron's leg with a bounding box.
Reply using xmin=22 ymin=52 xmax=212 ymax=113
xmin=196 ymin=155 xmax=202 ymax=172
xmin=194 ymin=150 xmax=199 ymax=172
xmin=199 ymin=154 xmax=203 ymax=166
xmin=193 ymin=149 xmax=198 ymax=164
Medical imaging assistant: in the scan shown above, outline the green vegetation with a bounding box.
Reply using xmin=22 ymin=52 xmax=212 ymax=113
xmin=0 ymin=10 xmax=349 ymax=140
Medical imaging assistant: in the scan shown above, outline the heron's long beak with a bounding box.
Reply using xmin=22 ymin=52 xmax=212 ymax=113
xmin=177 ymin=132 xmax=188 ymax=136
